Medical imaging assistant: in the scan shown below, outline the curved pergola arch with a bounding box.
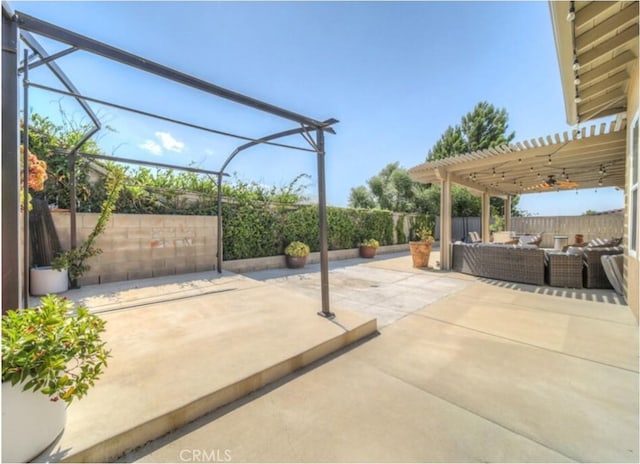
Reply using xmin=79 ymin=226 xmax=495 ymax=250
xmin=2 ymin=4 xmax=338 ymax=318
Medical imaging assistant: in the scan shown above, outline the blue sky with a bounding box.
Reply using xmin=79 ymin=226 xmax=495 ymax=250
xmin=14 ymin=0 xmax=624 ymax=216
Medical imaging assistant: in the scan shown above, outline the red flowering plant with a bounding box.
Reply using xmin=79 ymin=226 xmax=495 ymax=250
xmin=1 ymin=295 xmax=110 ymax=404
xmin=20 ymin=145 xmax=48 ymax=211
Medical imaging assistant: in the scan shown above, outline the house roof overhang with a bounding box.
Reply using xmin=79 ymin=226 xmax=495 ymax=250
xmin=550 ymin=1 xmax=639 ymax=125
xmin=408 ymin=121 xmax=626 ymax=197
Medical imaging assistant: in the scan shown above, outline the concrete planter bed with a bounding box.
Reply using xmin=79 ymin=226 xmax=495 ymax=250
xmin=224 ymin=244 xmax=409 ymax=274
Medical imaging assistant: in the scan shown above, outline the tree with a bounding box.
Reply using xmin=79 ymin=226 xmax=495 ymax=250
xmin=461 ymin=101 xmax=515 ymax=152
xmin=427 ymin=101 xmax=516 ymax=161
xmin=348 ymin=162 xmax=433 ymax=213
xmin=349 ymin=185 xmax=376 ymax=209
xmin=426 ymin=101 xmax=521 ymax=217
xmin=426 ymin=126 xmax=466 ymax=161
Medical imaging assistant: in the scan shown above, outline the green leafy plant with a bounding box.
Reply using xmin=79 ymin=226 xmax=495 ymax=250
xmin=395 ymin=214 xmax=407 ymax=244
xmin=53 ymin=166 xmax=125 ymax=287
xmin=284 ymin=241 xmax=310 ymax=257
xmin=415 ymin=226 xmax=435 ymax=244
xmin=489 ymin=214 xmax=506 ymax=232
xmin=360 ymin=238 xmax=380 ymax=248
xmin=2 ymin=295 xmax=110 ymax=404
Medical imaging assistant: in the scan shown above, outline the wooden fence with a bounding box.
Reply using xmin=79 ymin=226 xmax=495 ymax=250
xmin=435 ymin=215 xmax=623 ymax=247
xmin=511 ymin=215 xmax=623 ymax=248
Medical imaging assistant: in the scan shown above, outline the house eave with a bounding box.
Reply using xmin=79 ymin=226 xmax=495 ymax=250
xmin=549 ymin=1 xmax=580 ymax=126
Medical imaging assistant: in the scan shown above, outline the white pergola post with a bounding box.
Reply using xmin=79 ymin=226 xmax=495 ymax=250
xmin=440 ymin=172 xmax=452 ymax=270
xmin=505 ymin=195 xmax=512 ymax=231
xmin=481 ymin=192 xmax=491 ymax=243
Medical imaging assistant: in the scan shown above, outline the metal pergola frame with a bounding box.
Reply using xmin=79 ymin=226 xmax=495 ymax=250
xmin=2 ymin=5 xmax=338 ymax=318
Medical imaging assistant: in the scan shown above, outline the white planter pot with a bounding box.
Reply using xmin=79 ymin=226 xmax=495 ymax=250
xmin=30 ymin=266 xmax=68 ymax=296
xmin=2 ymin=382 xmax=67 ymax=462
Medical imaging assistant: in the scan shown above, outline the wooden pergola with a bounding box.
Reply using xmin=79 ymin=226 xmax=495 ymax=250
xmin=408 ymin=121 xmax=627 ymax=269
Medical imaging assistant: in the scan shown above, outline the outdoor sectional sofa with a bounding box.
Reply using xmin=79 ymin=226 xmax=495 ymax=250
xmin=452 ymin=243 xmax=545 ymax=285
xmin=580 ymin=246 xmax=624 ymax=288
xmin=452 ymin=242 xmax=624 ymax=289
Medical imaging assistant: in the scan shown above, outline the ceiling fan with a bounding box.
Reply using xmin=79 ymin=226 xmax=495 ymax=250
xmin=536 ymin=174 xmax=578 ymax=190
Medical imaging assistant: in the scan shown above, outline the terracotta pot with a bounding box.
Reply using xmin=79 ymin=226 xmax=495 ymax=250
xmin=409 ymin=241 xmax=432 ymax=268
xmin=574 ymin=234 xmax=584 ymax=244
xmin=285 ymin=255 xmax=307 ymax=269
xmin=359 ymin=245 xmax=377 ymax=259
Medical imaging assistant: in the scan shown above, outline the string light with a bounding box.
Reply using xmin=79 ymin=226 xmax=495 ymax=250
xmin=575 ymin=93 xmax=582 ymax=104
xmin=572 ymin=58 xmax=580 ymax=72
xmin=492 ymin=168 xmax=496 ymax=176
xmin=567 ymin=2 xmax=575 ymax=22
xmin=548 ymin=155 xmax=552 ymax=165
xmin=501 ymin=172 xmax=505 ymax=181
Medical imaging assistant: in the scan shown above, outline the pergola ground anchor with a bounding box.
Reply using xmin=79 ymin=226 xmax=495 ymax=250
xmin=317 ymin=311 xmax=336 ymax=320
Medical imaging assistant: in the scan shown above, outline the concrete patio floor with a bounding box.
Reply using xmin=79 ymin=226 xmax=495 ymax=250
xmin=32 ymin=268 xmax=379 ymax=463
xmin=26 ymin=251 xmax=638 ymax=463
xmin=120 ymin=253 xmax=638 ymax=463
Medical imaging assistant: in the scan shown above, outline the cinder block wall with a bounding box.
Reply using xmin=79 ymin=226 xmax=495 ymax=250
xmin=51 ymin=212 xmax=217 ymax=285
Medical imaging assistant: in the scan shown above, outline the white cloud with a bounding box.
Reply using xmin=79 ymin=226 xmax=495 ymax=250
xmin=205 ymin=148 xmax=216 ymax=156
xmin=155 ymin=131 xmax=185 ymax=152
xmin=139 ymin=140 xmax=162 ymax=155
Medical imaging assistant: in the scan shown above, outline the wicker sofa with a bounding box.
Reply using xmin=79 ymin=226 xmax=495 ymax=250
xmin=581 ymin=246 xmax=624 ymax=288
xmin=452 ymin=243 xmax=545 ymax=285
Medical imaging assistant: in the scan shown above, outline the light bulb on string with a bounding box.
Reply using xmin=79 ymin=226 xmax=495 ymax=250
xmin=567 ymin=2 xmax=575 ymax=21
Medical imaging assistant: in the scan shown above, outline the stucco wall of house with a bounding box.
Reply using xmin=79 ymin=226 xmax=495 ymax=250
xmin=624 ymin=63 xmax=639 ymax=323
xmin=52 ymin=212 xmax=218 ymax=286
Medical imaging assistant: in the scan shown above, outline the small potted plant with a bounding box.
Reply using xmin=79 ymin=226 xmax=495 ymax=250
xmin=359 ymin=238 xmax=379 ymax=259
xmin=409 ymin=226 xmax=435 ymax=268
xmin=284 ymin=241 xmax=310 ymax=269
xmin=2 ymin=295 xmax=111 ymax=462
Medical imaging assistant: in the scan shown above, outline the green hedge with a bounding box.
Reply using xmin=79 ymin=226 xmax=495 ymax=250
xmin=222 ymin=204 xmax=413 ymax=260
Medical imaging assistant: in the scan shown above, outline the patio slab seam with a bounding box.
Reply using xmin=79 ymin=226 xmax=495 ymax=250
xmin=362 ymin=360 xmax=579 ymax=463
xmin=454 ymin=297 xmax=636 ymax=327
xmin=408 ymin=310 xmax=640 ymax=374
